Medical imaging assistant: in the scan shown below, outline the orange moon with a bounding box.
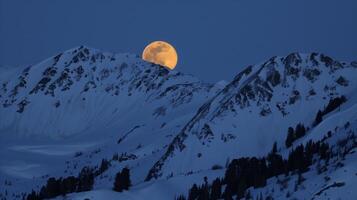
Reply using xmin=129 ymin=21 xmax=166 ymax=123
xmin=142 ymin=41 xmax=178 ymax=70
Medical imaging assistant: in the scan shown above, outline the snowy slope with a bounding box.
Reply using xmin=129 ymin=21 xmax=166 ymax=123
xmin=243 ymin=107 xmax=357 ymax=200
xmin=0 ymin=48 xmax=356 ymax=200
xmin=0 ymin=46 xmax=218 ymax=199
xmin=146 ymin=53 xmax=357 ymax=180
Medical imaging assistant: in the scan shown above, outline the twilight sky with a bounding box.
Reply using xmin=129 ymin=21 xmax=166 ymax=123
xmin=0 ymin=0 xmax=356 ymax=82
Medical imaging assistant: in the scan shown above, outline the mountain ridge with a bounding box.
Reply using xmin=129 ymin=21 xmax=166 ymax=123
xmin=0 ymin=47 xmax=356 ymax=200
xmin=146 ymin=52 xmax=357 ymax=180
xmin=0 ymin=45 xmax=214 ymax=138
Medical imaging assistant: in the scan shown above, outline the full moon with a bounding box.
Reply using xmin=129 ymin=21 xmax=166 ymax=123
xmin=142 ymin=41 xmax=178 ymax=70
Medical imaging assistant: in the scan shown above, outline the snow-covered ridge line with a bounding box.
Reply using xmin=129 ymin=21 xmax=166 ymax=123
xmin=0 ymin=45 xmax=213 ymax=138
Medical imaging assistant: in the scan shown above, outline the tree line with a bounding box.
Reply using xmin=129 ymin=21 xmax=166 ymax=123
xmin=26 ymin=159 xmax=132 ymax=200
xmin=314 ymin=96 xmax=346 ymax=126
xmin=26 ymin=166 xmax=95 ymax=200
xmin=286 ymin=96 xmax=346 ymax=148
xmin=178 ymin=138 xmax=332 ymax=200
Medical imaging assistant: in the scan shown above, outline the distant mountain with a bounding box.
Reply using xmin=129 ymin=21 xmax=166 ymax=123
xmin=0 ymin=47 xmax=356 ymax=200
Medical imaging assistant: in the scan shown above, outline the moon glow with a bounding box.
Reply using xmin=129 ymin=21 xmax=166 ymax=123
xmin=142 ymin=41 xmax=178 ymax=70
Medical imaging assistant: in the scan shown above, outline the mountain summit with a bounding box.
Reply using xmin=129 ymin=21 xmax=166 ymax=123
xmin=0 ymin=46 xmax=214 ymax=138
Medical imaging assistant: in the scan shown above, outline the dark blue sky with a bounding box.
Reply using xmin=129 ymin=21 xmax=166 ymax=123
xmin=0 ymin=0 xmax=356 ymax=82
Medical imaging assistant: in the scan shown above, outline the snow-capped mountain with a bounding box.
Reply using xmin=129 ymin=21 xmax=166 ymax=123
xmin=0 ymin=47 xmax=356 ymax=200
xmin=0 ymin=46 xmax=215 ymax=138
xmin=0 ymin=46 xmax=218 ymax=199
xmin=146 ymin=53 xmax=357 ymax=181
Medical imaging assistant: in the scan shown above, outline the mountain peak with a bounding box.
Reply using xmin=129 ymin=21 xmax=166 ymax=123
xmin=0 ymin=47 xmax=212 ymax=138
xmin=145 ymin=52 xmax=357 ymax=181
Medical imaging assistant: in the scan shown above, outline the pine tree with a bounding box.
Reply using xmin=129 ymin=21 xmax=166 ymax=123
xmin=223 ymin=186 xmax=233 ymax=200
xmin=197 ymin=184 xmax=209 ymax=200
xmin=121 ymin=167 xmax=131 ymax=190
xmin=319 ymin=143 xmax=330 ymax=160
xmin=272 ymin=142 xmax=278 ymax=154
xmin=188 ymin=184 xmax=199 ymax=200
xmin=113 ymin=171 xmax=123 ymax=192
xmin=314 ymin=110 xmax=323 ymax=126
xmin=113 ymin=167 xmax=131 ymax=192
xmin=61 ymin=176 xmax=77 ymax=194
xmin=237 ymin=177 xmax=248 ymax=198
xmin=295 ymin=123 xmax=306 ymax=138
xmin=285 ymin=127 xmax=295 ymax=148
xmin=267 ymin=153 xmax=284 ymax=177
xmin=42 ymin=177 xmax=61 ymax=198
xmin=210 ymin=178 xmax=222 ymax=200
xmin=77 ymin=167 xmax=94 ymax=192
xmin=98 ymin=159 xmax=110 ymax=174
